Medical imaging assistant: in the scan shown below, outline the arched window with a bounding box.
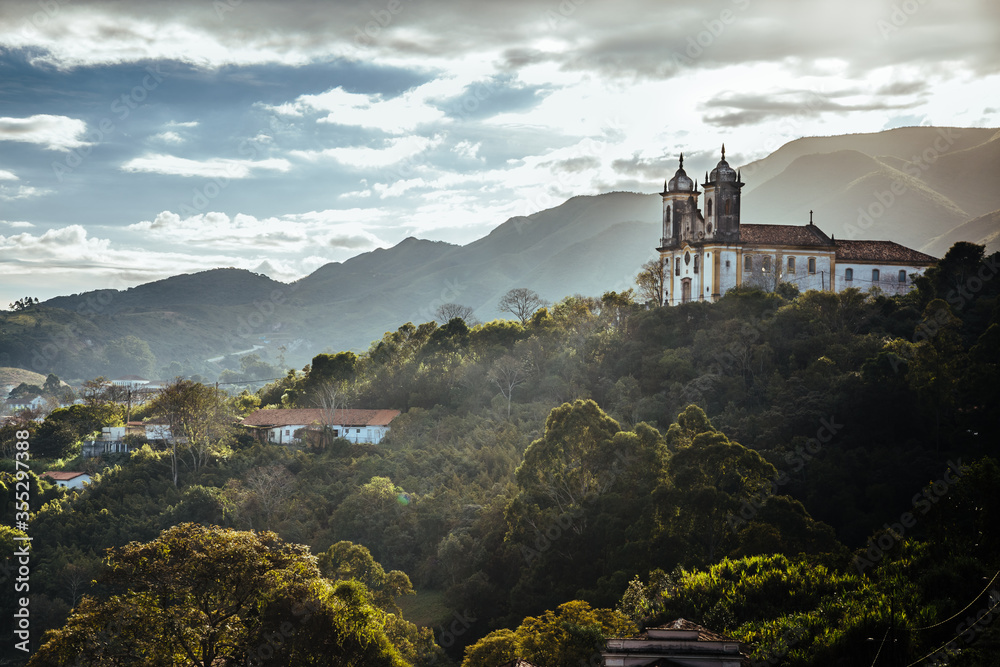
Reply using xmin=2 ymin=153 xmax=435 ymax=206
xmin=845 ymin=268 xmax=853 ymax=281
xmin=808 ymin=257 xmax=816 ymax=274
xmin=763 ymin=256 xmax=771 ymax=272
xmin=744 ymin=255 xmax=752 ymax=272
xmin=787 ymin=257 xmax=795 ymax=274
xmin=666 ymin=207 xmax=671 ymax=223
xmin=694 ymin=256 xmax=699 ymax=274
xmin=675 ymin=257 xmax=680 ymax=276
xmin=898 ymin=270 xmax=907 ymax=283
xmin=872 ymin=269 xmax=880 ymax=282
xmin=707 ymin=199 xmax=713 ymax=217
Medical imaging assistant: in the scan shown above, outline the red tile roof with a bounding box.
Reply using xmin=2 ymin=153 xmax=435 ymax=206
xmin=835 ymin=239 xmax=936 ymax=264
xmin=42 ymin=471 xmax=88 ymax=481
xmin=741 ymin=224 xmax=834 ymax=247
xmin=241 ymin=408 xmax=400 ymax=428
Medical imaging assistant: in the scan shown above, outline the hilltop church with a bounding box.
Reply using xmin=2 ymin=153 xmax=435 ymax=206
xmin=657 ymin=147 xmax=936 ymax=305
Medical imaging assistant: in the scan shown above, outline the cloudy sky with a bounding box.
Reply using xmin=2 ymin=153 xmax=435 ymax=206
xmin=1 ymin=0 xmax=997 ymax=305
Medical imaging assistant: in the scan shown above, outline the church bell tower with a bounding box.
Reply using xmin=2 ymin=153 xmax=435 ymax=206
xmin=702 ymin=144 xmax=743 ymax=243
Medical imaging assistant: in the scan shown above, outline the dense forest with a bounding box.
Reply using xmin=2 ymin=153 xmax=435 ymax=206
xmin=2 ymin=241 xmax=999 ymax=666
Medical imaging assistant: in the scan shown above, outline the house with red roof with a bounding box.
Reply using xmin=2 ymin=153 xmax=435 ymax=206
xmin=656 ymin=148 xmax=936 ymax=305
xmin=41 ymin=471 xmax=92 ymax=490
xmin=241 ymin=408 xmax=400 ymax=445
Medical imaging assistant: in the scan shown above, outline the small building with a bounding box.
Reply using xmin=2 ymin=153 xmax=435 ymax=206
xmin=111 ymin=375 xmax=151 ymax=389
xmin=241 ymin=408 xmax=400 ymax=445
xmin=143 ymin=418 xmax=175 ymax=442
xmin=5 ymin=395 xmax=47 ymax=412
xmin=41 ymin=471 xmax=92 ymax=490
xmin=602 ymin=619 xmax=750 ymax=667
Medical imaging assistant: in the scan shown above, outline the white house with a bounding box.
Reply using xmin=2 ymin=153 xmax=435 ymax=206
xmin=4 ymin=395 xmax=47 ymax=413
xmin=41 ymin=471 xmax=92 ymax=490
xmin=111 ymin=375 xmax=151 ymax=389
xmin=143 ymin=418 xmax=175 ymax=442
xmin=657 ymin=148 xmax=936 ymax=305
xmin=241 ymin=408 xmax=400 ymax=445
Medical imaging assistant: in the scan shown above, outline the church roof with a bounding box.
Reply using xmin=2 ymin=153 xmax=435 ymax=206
xmin=708 ymin=144 xmax=738 ymax=183
xmin=666 ymin=154 xmax=694 ymax=192
xmin=835 ymin=240 xmax=936 ymax=264
xmin=740 ymin=224 xmax=834 ymax=247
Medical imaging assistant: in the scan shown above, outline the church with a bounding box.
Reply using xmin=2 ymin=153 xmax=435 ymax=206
xmin=657 ymin=147 xmax=937 ymax=306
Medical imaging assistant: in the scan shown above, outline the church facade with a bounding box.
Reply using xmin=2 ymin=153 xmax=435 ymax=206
xmin=657 ymin=147 xmax=937 ymax=306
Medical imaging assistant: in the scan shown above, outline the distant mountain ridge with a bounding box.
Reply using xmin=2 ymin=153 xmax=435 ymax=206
xmin=6 ymin=126 xmax=997 ymax=379
xmin=740 ymin=126 xmax=1000 ymax=251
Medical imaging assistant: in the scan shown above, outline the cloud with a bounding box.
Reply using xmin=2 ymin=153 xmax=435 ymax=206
xmin=0 ymin=169 xmax=18 ymax=181
xmin=0 ymin=184 xmax=52 ymax=201
xmin=0 ymin=225 xmax=110 ymax=258
xmin=127 ymin=208 xmax=387 ymax=252
xmin=0 ymin=224 xmax=317 ymax=297
xmin=612 ymin=154 xmax=681 ymax=180
xmin=121 ymin=153 xmax=292 ymax=177
xmin=542 ymin=156 xmax=601 ymax=173
xmin=0 ymin=114 xmax=89 ymax=151
xmin=291 ymin=135 xmax=440 ymax=168
xmin=877 ymin=81 xmax=928 ymax=96
xmin=373 ymin=178 xmax=428 ymax=199
xmin=1 ymin=220 xmax=35 ymax=228
xmin=151 ymin=131 xmax=185 ymax=144
xmin=453 ymin=141 xmax=481 ymax=159
xmin=701 ymin=91 xmax=923 ymax=127
xmin=272 ymin=85 xmax=446 ymax=134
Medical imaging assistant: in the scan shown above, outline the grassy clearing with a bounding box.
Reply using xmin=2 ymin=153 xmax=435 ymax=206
xmin=399 ymin=588 xmax=450 ymax=627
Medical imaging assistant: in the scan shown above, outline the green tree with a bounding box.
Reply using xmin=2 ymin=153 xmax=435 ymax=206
xmin=462 ymin=600 xmax=633 ymax=667
xmin=32 ymin=420 xmax=79 ymax=459
xmin=9 ymin=382 xmax=43 ymax=399
xmin=148 ymin=380 xmax=232 ymax=486
xmin=514 ymin=399 xmax=623 ymax=517
xmin=29 ymin=524 xmax=407 ymax=667
xmin=104 ymin=335 xmax=157 ymax=378
xmin=318 ymin=541 xmax=415 ymax=614
xmin=460 ymin=628 xmax=516 ymax=667
xmin=42 ymin=373 xmax=62 ymax=395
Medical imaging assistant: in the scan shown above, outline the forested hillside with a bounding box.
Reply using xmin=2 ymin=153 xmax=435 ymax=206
xmin=2 ymin=242 xmax=998 ymax=666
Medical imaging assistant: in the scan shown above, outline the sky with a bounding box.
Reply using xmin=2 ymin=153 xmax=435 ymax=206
xmin=1 ymin=0 xmax=998 ymax=305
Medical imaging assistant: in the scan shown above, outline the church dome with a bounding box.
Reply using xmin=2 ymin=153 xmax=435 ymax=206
xmin=667 ymin=154 xmax=693 ymax=191
xmin=709 ymin=144 xmax=737 ymax=183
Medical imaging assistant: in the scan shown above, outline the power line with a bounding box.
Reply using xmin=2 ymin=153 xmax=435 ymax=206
xmin=911 ymin=570 xmax=1000 ymax=632
xmin=869 ymin=627 xmax=891 ymax=667
xmin=904 ymin=594 xmax=1000 ymax=667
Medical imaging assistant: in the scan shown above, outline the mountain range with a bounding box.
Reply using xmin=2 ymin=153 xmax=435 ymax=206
xmin=3 ymin=126 xmax=998 ymax=380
